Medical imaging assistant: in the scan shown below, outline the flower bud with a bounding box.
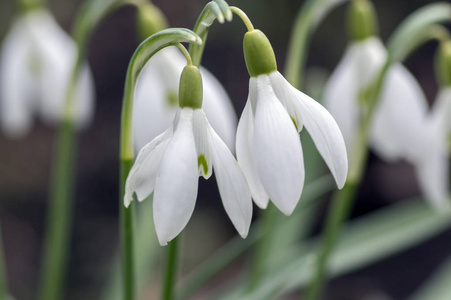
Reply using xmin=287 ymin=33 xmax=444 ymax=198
xmin=347 ymin=0 xmax=378 ymax=42
xmin=435 ymin=39 xmax=451 ymax=87
xmin=179 ymin=65 xmax=203 ymax=109
xmin=243 ymin=29 xmax=277 ymax=77
xmin=136 ymin=3 xmax=169 ymax=40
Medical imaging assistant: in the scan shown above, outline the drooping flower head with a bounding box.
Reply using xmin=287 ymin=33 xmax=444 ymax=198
xmin=125 ymin=59 xmax=252 ymax=246
xmin=0 ymin=7 xmax=94 ymax=137
xmin=236 ymin=20 xmax=348 ymax=215
xmin=323 ymin=0 xmax=449 ymax=207
xmin=132 ymin=4 xmax=237 ymax=153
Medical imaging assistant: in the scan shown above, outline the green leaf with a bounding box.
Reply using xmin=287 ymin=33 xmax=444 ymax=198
xmin=219 ymin=200 xmax=451 ymax=299
xmin=411 ymin=255 xmax=451 ymax=300
xmin=387 ymin=2 xmax=451 ymax=63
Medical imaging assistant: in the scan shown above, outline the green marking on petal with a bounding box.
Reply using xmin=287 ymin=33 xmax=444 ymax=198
xmin=198 ymin=154 xmax=208 ymax=175
xmin=291 ymin=116 xmax=299 ymax=131
xmin=166 ymin=91 xmax=179 ymax=107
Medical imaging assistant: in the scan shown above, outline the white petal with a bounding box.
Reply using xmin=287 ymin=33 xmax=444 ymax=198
xmin=415 ymin=149 xmax=450 ymax=209
xmin=73 ymin=64 xmax=95 ymax=129
xmin=192 ymin=109 xmax=213 ymax=179
xmin=207 ymin=121 xmax=252 ymax=238
xmin=270 ymin=71 xmax=348 ymax=188
xmin=124 ymin=127 xmax=173 ymax=207
xmin=153 ymin=108 xmax=199 ymax=246
xmin=322 ymin=38 xmax=386 ymax=157
xmin=370 ymin=64 xmax=428 ymax=162
xmin=201 ymin=67 xmax=238 ymax=152
xmin=0 ymin=16 xmax=36 ymax=137
xmin=253 ymin=75 xmax=304 ymax=215
xmin=236 ymin=98 xmax=269 ymax=208
xmin=133 ymin=62 xmax=177 ymax=152
xmin=432 ymin=87 xmax=451 ymax=133
xmin=321 ymin=47 xmax=360 ymax=154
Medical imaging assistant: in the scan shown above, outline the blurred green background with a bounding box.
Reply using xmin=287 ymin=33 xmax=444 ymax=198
xmin=0 ymin=0 xmax=450 ymax=299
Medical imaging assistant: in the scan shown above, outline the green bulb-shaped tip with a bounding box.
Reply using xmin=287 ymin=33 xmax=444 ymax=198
xmin=179 ymin=65 xmax=203 ymax=109
xmin=347 ymin=0 xmax=378 ymax=41
xmin=243 ymin=29 xmax=277 ymax=77
xmin=436 ymin=40 xmax=451 ymax=87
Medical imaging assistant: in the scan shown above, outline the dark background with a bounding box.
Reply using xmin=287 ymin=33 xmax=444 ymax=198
xmin=0 ymin=0 xmax=450 ymax=299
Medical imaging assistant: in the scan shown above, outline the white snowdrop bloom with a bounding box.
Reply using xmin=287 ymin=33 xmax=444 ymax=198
xmin=0 ymin=9 xmax=94 ymax=137
xmin=323 ymin=37 xmax=429 ymax=162
xmin=413 ymin=87 xmax=451 ymax=208
xmin=125 ymin=66 xmax=252 ymax=246
xmin=237 ymin=29 xmax=348 ymax=215
xmin=133 ymin=46 xmax=237 ymax=153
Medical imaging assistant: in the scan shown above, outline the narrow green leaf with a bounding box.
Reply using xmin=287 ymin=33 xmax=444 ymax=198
xmin=219 ymin=200 xmax=451 ymax=299
xmin=411 ymin=255 xmax=451 ymax=300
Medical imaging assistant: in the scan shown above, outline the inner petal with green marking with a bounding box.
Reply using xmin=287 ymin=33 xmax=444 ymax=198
xmin=198 ymin=154 xmax=208 ymax=175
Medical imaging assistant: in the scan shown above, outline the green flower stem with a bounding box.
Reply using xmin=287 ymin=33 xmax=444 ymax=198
xmin=0 ymin=223 xmax=8 ymax=300
xmin=119 ymin=28 xmax=201 ymax=300
xmin=230 ymin=6 xmax=254 ymax=32
xmin=162 ymin=236 xmax=180 ymax=300
xmin=305 ymin=183 xmax=357 ymax=300
xmin=38 ymin=120 xmax=76 ymax=300
xmin=246 ymin=204 xmax=276 ymax=292
xmin=120 ymin=159 xmax=136 ymax=300
xmin=189 ymin=0 xmax=232 ymax=66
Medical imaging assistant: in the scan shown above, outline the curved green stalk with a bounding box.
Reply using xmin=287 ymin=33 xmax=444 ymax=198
xmin=119 ymin=28 xmax=201 ymax=300
xmin=189 ymin=0 xmax=232 ymax=66
xmin=306 ymin=3 xmax=451 ymax=299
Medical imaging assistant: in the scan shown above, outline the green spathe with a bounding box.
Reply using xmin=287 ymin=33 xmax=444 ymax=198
xmin=436 ymin=40 xmax=451 ymax=87
xmin=347 ymin=0 xmax=378 ymax=42
xmin=179 ymin=65 xmax=203 ymax=109
xmin=243 ymin=30 xmax=277 ymax=77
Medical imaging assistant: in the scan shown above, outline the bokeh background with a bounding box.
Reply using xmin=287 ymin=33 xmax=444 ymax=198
xmin=0 ymin=0 xmax=450 ymax=299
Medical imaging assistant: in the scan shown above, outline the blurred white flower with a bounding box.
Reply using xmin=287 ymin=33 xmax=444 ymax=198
xmin=133 ymin=46 xmax=237 ymax=153
xmin=236 ymin=71 xmax=348 ymax=215
xmin=125 ymin=107 xmax=252 ymax=246
xmin=323 ymin=37 xmax=450 ymax=207
xmin=0 ymin=9 xmax=94 ymax=138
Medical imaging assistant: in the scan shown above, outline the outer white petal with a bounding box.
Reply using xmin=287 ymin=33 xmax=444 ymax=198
xmin=206 ymin=119 xmax=252 ymax=237
xmin=192 ymin=109 xmax=213 ymax=179
xmin=74 ymin=64 xmax=95 ymax=129
xmin=432 ymin=87 xmax=451 ymax=133
xmin=236 ymin=93 xmax=269 ymax=208
xmin=153 ymin=108 xmax=199 ymax=246
xmin=201 ymin=67 xmax=238 ymax=151
xmin=124 ymin=127 xmax=173 ymax=207
xmin=253 ymin=75 xmax=304 ymax=215
xmin=370 ymin=64 xmax=428 ymax=162
xmin=0 ymin=16 xmax=36 ymax=137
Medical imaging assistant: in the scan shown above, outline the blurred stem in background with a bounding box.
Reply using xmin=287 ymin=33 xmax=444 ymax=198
xmin=306 ymin=2 xmax=451 ymax=299
xmin=0 ymin=223 xmax=8 ymax=300
xmin=162 ymin=237 xmax=179 ymax=300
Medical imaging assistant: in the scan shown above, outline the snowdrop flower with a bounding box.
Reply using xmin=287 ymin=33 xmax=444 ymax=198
xmin=125 ymin=64 xmax=252 ymax=245
xmin=323 ymin=0 xmax=449 ymax=207
xmin=0 ymin=9 xmax=94 ymax=137
xmin=133 ymin=46 xmax=237 ymax=153
xmin=236 ymin=28 xmax=348 ymax=215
